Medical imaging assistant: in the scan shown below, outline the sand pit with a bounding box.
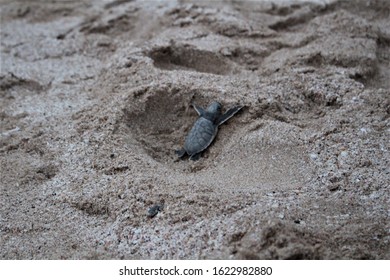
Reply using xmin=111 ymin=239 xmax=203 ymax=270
xmin=1 ymin=0 xmax=389 ymax=259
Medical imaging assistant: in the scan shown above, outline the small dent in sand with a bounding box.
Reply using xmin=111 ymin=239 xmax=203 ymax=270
xmin=147 ymin=43 xmax=232 ymax=75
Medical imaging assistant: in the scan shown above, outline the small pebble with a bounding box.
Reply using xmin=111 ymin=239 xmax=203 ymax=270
xmin=360 ymin=127 xmax=368 ymax=134
xmin=147 ymin=204 xmax=164 ymax=218
xmin=340 ymin=151 xmax=348 ymax=158
xmin=309 ymin=153 xmax=318 ymax=160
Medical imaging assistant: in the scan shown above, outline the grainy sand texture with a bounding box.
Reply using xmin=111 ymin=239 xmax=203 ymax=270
xmin=1 ymin=0 xmax=389 ymax=259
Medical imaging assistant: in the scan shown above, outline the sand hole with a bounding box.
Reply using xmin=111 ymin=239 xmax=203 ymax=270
xmin=147 ymin=44 xmax=232 ymax=75
xmin=123 ymin=87 xmax=210 ymax=163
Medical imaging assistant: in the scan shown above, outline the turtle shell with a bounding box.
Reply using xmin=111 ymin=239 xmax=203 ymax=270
xmin=184 ymin=117 xmax=218 ymax=156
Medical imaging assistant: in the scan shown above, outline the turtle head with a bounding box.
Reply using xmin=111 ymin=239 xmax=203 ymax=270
xmin=206 ymin=101 xmax=222 ymax=115
xmin=206 ymin=101 xmax=222 ymax=122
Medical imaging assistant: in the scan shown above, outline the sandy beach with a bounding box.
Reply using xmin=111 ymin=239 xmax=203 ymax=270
xmin=1 ymin=0 xmax=389 ymax=259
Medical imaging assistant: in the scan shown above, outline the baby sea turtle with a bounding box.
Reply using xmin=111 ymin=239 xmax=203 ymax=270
xmin=176 ymin=101 xmax=243 ymax=160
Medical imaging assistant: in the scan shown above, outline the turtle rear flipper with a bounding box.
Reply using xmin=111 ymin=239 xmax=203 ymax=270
xmin=217 ymin=105 xmax=243 ymax=125
xmin=175 ymin=149 xmax=187 ymax=158
xmin=189 ymin=152 xmax=202 ymax=161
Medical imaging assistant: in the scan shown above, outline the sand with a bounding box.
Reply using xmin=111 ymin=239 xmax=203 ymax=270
xmin=0 ymin=0 xmax=389 ymax=259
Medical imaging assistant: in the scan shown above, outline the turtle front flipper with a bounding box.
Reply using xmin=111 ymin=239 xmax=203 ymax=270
xmin=175 ymin=148 xmax=187 ymax=158
xmin=192 ymin=104 xmax=206 ymax=116
xmin=217 ymin=105 xmax=243 ymax=125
